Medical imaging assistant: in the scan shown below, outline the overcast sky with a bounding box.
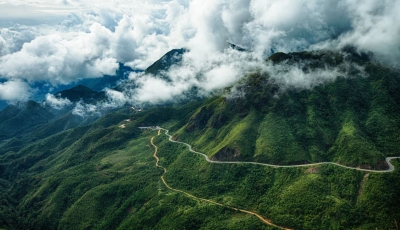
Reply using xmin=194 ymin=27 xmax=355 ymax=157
xmin=0 ymin=0 xmax=399 ymax=103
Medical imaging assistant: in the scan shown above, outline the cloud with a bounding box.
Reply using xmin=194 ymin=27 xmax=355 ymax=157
xmin=115 ymin=49 xmax=264 ymax=104
xmin=0 ymin=0 xmax=399 ymax=105
xmin=134 ymin=75 xmax=194 ymax=103
xmin=0 ymin=27 xmax=37 ymax=55
xmin=202 ymin=64 xmax=239 ymax=92
xmin=0 ymin=3 xmax=67 ymax=27
xmin=332 ymin=0 xmax=400 ymax=67
xmin=103 ymin=88 xmax=129 ymax=107
xmin=44 ymin=93 xmax=72 ymax=109
xmin=245 ymin=0 xmax=352 ymax=54
xmin=0 ymin=24 xmax=119 ymax=85
xmin=0 ymin=35 xmax=5 ymax=56
xmin=262 ymin=61 xmax=364 ymax=90
xmin=72 ymin=101 xmax=101 ymax=117
xmin=0 ymin=80 xmax=32 ymax=101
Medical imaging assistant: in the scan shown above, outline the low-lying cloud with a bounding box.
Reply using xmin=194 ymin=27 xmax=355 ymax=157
xmin=113 ymin=49 xmax=262 ymax=104
xmin=0 ymin=0 xmax=398 ymax=105
xmin=44 ymin=93 xmax=72 ymax=110
xmin=72 ymin=101 xmax=101 ymax=117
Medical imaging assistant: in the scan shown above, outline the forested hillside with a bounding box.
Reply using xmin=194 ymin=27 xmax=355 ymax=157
xmin=0 ymin=50 xmax=399 ymax=229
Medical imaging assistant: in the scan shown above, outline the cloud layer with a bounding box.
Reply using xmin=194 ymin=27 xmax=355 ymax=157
xmin=0 ymin=79 xmax=32 ymax=101
xmin=0 ymin=0 xmax=399 ymax=103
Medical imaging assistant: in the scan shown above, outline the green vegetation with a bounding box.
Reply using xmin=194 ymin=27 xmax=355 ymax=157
xmin=152 ymin=132 xmax=400 ymax=229
xmin=174 ymin=57 xmax=400 ymax=170
xmin=0 ymin=50 xmax=399 ymax=229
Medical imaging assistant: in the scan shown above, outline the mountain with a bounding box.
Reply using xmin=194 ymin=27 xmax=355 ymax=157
xmin=0 ymin=100 xmax=54 ymax=141
xmin=0 ymin=63 xmax=136 ymax=111
xmin=174 ymin=50 xmax=400 ymax=169
xmin=228 ymin=42 xmax=247 ymax=52
xmin=76 ymin=63 xmax=137 ymax=91
xmin=0 ymin=49 xmax=399 ymax=230
xmin=144 ymin=44 xmax=243 ymax=77
xmin=0 ymin=84 xmax=111 ymax=155
xmin=0 ymin=101 xmax=7 ymax=111
xmin=55 ymin=84 xmax=107 ymax=104
xmin=144 ymin=48 xmax=187 ymax=79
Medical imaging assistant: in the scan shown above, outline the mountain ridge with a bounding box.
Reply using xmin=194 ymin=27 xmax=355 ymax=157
xmin=0 ymin=49 xmax=399 ymax=229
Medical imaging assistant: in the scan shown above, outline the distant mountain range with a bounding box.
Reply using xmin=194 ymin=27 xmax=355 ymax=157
xmin=0 ymin=63 xmax=137 ymax=111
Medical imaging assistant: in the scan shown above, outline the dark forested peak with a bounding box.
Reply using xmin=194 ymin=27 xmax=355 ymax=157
xmin=145 ymin=48 xmax=187 ymax=76
xmin=25 ymin=100 xmax=42 ymax=109
xmin=65 ymin=84 xmax=93 ymax=92
xmin=55 ymin=85 xmax=106 ymax=104
xmin=228 ymin=42 xmax=247 ymax=52
xmin=267 ymin=52 xmax=292 ymax=64
xmin=267 ymin=50 xmax=342 ymax=66
xmin=267 ymin=48 xmax=373 ymax=67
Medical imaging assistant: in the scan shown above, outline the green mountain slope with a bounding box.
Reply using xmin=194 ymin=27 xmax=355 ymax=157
xmin=0 ymin=50 xmax=399 ymax=229
xmin=0 ymin=84 xmax=118 ymax=154
xmin=173 ymin=55 xmax=400 ymax=169
xmin=0 ymin=101 xmax=54 ymax=140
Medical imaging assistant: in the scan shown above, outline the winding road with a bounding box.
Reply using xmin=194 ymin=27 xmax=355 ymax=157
xmin=141 ymin=126 xmax=400 ymax=173
xmin=139 ymin=125 xmax=399 ymax=228
xmin=150 ymin=135 xmax=290 ymax=230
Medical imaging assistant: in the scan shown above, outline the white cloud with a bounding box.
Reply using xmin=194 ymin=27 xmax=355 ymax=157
xmin=0 ymin=0 xmax=399 ymax=105
xmin=202 ymin=64 xmax=239 ymax=92
xmin=264 ymin=63 xmax=344 ymax=90
xmin=44 ymin=93 xmax=72 ymax=109
xmin=72 ymin=101 xmax=100 ymax=117
xmin=114 ymin=48 xmax=264 ymax=104
xmin=0 ymin=24 xmax=119 ymax=84
xmin=134 ymin=76 xmax=193 ymax=103
xmin=103 ymin=88 xmax=129 ymax=107
xmin=0 ymin=35 xmax=6 ymax=56
xmin=334 ymin=0 xmax=400 ymax=67
xmin=0 ymin=80 xmax=32 ymax=101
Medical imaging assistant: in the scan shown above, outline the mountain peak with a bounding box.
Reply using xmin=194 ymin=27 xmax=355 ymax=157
xmin=55 ymin=85 xmax=106 ymax=104
xmin=145 ymin=48 xmax=187 ymax=76
xmin=70 ymin=84 xmax=92 ymax=91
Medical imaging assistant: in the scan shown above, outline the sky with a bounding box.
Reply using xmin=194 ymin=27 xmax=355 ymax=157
xmin=0 ymin=0 xmax=399 ymax=106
